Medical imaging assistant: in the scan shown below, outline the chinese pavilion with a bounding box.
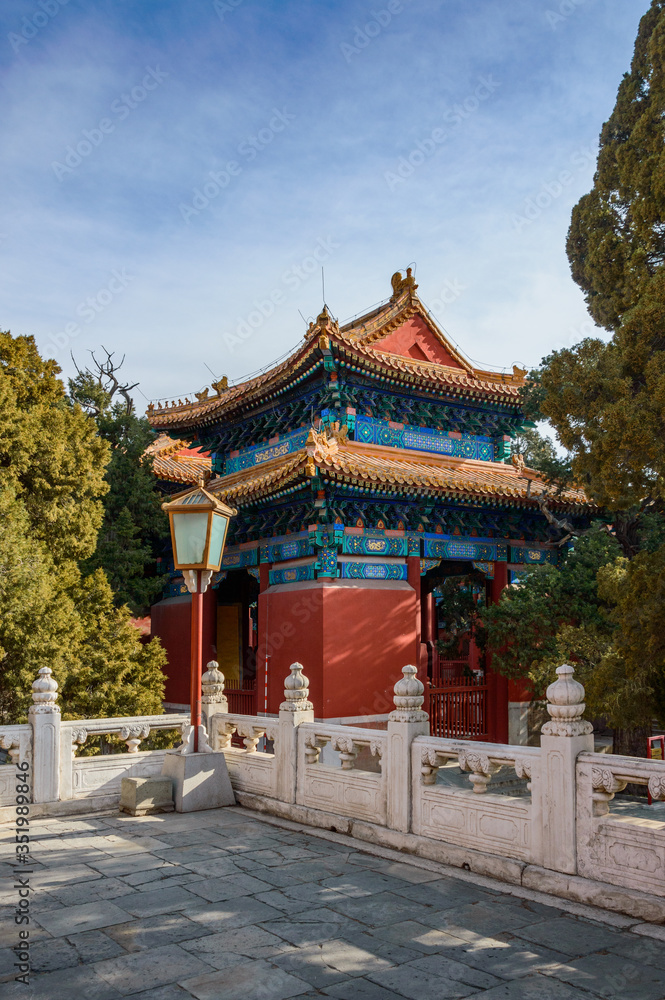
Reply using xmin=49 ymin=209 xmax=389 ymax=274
xmin=148 ymin=269 xmax=590 ymax=742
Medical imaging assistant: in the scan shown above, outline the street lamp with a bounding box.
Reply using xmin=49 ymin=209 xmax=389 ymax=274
xmin=162 ymin=483 xmax=236 ymax=753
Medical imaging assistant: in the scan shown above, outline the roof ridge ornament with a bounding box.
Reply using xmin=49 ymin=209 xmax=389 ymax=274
xmin=306 ymin=422 xmax=348 ymax=462
xmin=390 ymin=267 xmax=418 ymax=302
xmin=305 ymin=305 xmax=339 ymax=340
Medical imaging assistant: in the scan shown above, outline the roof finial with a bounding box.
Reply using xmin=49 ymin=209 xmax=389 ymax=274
xmin=390 ymin=267 xmax=418 ymax=301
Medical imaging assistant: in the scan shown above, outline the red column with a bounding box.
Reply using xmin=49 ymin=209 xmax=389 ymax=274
xmin=190 ymin=571 xmax=203 ymax=752
xmin=407 ymin=555 xmax=427 ymax=685
xmin=487 ymin=561 xmax=509 ymax=743
xmin=256 ymin=562 xmax=271 ymax=714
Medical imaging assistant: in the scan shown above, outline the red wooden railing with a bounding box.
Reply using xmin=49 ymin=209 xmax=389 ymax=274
xmin=432 ymin=659 xmax=469 ymax=685
xmin=225 ymin=677 xmax=257 ymax=716
xmin=427 ymin=672 xmax=489 ymax=741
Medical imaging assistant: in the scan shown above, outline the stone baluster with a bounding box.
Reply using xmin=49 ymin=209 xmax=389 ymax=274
xmin=331 ymin=735 xmax=359 ymax=770
xmin=458 ymin=749 xmax=502 ymax=794
xmin=120 ymin=724 xmax=151 ymax=754
xmin=539 ymin=663 xmax=594 ymax=875
xmin=217 ymin=722 xmax=237 ymax=750
xmin=201 ymin=660 xmax=228 ymax=738
xmin=591 ymin=765 xmax=627 ymax=817
xmin=240 ymin=726 xmax=265 ymax=753
xmin=0 ymin=736 xmax=21 ymax=767
xmin=29 ymin=666 xmax=61 ymax=803
xmin=648 ymin=774 xmax=665 ymax=801
xmin=304 ymin=733 xmax=328 ymax=765
xmin=514 ymin=758 xmax=532 ymax=792
xmin=71 ymin=729 xmax=88 ymax=758
xmin=386 ymin=665 xmax=430 ymax=833
xmin=278 ymin=662 xmax=314 ymax=803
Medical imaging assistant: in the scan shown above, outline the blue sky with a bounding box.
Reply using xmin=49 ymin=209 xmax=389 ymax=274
xmin=0 ymin=0 xmax=648 ymax=411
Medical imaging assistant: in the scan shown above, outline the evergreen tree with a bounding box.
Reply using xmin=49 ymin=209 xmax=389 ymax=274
xmin=483 ymin=529 xmax=619 ymax=700
xmin=492 ymin=3 xmax=665 ymax=753
xmin=536 ymin=0 xmax=665 ymax=513
xmin=68 ymin=352 xmax=170 ymax=615
xmin=0 ymin=332 xmax=166 ymax=724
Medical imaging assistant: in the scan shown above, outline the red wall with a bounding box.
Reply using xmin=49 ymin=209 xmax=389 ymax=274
xmin=151 ymin=592 xmax=217 ymax=705
xmin=257 ymin=580 xmax=418 ymax=718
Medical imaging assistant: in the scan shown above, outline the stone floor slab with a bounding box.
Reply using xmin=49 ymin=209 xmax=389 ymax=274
xmin=430 ymin=934 xmax=566 ymax=981
xmin=93 ymin=942 xmax=213 ymax=995
xmin=420 ymin=900 xmax=545 ymax=940
xmin=183 ymin=896 xmax=284 ymax=929
xmin=34 ymin=900 xmax=134 ymax=936
xmin=272 ymin=944 xmax=353 ymax=990
xmin=67 ymin=928 xmax=128 ymax=963
xmin=181 ymin=924 xmax=296 ymax=965
xmin=470 ymin=977 xmax=596 ymax=999
xmin=125 ymin=987 xmax=192 ymax=1000
xmin=180 ymin=958 xmax=311 ymax=1000
xmin=545 ymin=952 xmax=665 ymax=999
xmin=323 ymin=980 xmax=408 ymax=1000
xmin=265 ymin=908 xmax=351 ymax=947
xmin=184 ymin=872 xmax=273 ymax=902
xmin=120 ymin=885 xmax=203 ymax=918
xmin=328 ymin=890 xmax=437 ymax=927
xmin=104 ymin=912 xmax=210 ymax=952
xmin=368 ymin=963 xmax=478 ymax=999
xmin=407 ymin=952 xmax=504 ymax=990
xmin=512 ymin=915 xmax=630 ymax=958
xmin=0 ymin=964 xmax=123 ymax=999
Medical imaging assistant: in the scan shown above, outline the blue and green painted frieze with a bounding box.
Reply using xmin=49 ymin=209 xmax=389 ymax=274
xmin=510 ymin=546 xmax=557 ymax=565
xmin=339 ymin=562 xmax=408 ymax=581
xmin=423 ymin=537 xmax=508 ymax=562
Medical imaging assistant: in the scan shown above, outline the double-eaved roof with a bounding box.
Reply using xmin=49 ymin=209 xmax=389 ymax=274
xmin=147 ymin=270 xmax=589 ymax=514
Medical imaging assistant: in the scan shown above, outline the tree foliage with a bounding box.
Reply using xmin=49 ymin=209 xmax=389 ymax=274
xmin=68 ymin=351 xmax=169 ymax=616
xmin=529 ymin=2 xmax=665 ymax=513
xmin=0 ymin=333 xmax=166 ymax=724
xmin=491 ymin=4 xmax=665 ymax=750
xmin=483 ymin=529 xmax=619 ymax=695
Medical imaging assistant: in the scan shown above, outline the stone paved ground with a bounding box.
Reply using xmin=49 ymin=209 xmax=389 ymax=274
xmin=1 ymin=806 xmax=664 ymax=1000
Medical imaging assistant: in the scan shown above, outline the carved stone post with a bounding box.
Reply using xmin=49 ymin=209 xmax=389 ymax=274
xmin=386 ymin=665 xmax=430 ymax=833
xmin=277 ymin=663 xmax=314 ymax=803
xmin=539 ymin=664 xmax=593 ymax=874
xmin=201 ymin=660 xmax=228 ymax=740
xmin=28 ymin=666 xmax=61 ymax=803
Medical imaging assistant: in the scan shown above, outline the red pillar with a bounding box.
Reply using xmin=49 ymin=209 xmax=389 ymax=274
xmin=257 ymin=563 xmax=270 ymax=714
xmin=487 ymin=561 xmax=509 ymax=743
xmin=190 ymin=572 xmax=203 ymax=752
xmin=407 ymin=555 xmax=427 ymax=685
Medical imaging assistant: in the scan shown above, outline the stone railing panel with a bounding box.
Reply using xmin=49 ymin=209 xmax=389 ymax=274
xmin=211 ymin=713 xmax=279 ymax=798
xmin=296 ymin=723 xmax=387 ymax=825
xmin=0 ymin=726 xmax=32 ymax=806
xmin=577 ymin=751 xmax=665 ymax=895
xmin=411 ymin=736 xmax=541 ymax=863
xmin=59 ymin=714 xmax=187 ymax=801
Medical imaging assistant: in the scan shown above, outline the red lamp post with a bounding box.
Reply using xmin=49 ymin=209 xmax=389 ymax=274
xmin=162 ymin=483 xmax=236 ymax=752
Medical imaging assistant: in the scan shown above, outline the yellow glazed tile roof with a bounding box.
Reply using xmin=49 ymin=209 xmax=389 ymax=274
xmin=145 ymin=433 xmax=212 ymax=485
xmin=206 ymin=437 xmax=588 ymax=510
